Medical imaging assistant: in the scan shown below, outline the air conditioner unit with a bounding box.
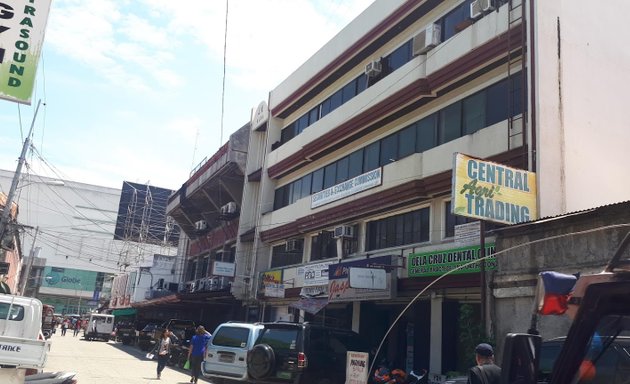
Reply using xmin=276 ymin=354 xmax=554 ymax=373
xmin=470 ymin=0 xmax=495 ymax=19
xmin=220 ymin=201 xmax=238 ymax=215
xmin=194 ymin=220 xmax=207 ymax=231
xmin=412 ymin=24 xmax=442 ymax=56
xmin=333 ymin=225 xmax=355 ymax=239
xmin=365 ymin=59 xmax=382 ymax=78
xmin=285 ymin=239 xmax=303 ymax=252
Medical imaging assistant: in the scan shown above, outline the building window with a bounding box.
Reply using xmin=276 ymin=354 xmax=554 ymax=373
xmin=311 ymin=231 xmax=337 ymax=261
xmin=441 ymin=0 xmax=474 ymax=41
xmin=444 ymin=200 xmax=470 ymax=238
xmin=271 ymin=241 xmax=304 ymax=268
xmin=366 ymin=207 xmax=430 ymax=251
xmin=272 ymin=73 xmax=524 ymax=211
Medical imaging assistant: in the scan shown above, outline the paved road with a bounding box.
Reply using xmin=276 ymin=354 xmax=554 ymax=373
xmin=44 ymin=331 xmax=212 ymax=384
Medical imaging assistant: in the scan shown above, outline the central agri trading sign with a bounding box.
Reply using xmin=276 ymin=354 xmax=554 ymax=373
xmin=452 ymin=153 xmax=537 ymax=225
xmin=0 ymin=0 xmax=52 ymax=104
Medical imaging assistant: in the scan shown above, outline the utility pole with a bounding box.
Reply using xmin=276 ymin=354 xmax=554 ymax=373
xmin=0 ymin=100 xmax=42 ymax=261
xmin=19 ymin=226 xmax=39 ymax=295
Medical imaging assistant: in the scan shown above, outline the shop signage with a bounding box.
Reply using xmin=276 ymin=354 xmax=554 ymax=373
xmin=349 ymin=267 xmax=386 ymax=289
xmin=454 ymin=221 xmax=481 ymax=245
xmin=328 ymin=255 xmax=395 ymax=302
xmin=452 ymin=153 xmax=537 ymax=225
xmin=261 ymin=270 xmax=284 ymax=298
xmin=300 ymin=285 xmax=328 ymax=298
xmin=408 ymin=244 xmax=497 ymax=277
xmin=303 ymin=261 xmax=333 ymax=286
xmin=213 ymin=261 xmax=236 ymax=277
xmin=311 ymin=168 xmax=382 ymax=208
xmin=345 ymin=351 xmax=369 ymax=384
xmin=0 ymin=0 xmax=52 ymax=104
xmin=251 ymin=100 xmax=268 ymax=130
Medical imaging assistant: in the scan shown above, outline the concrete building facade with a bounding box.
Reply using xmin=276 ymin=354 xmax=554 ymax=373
xmin=233 ymin=0 xmax=630 ymax=376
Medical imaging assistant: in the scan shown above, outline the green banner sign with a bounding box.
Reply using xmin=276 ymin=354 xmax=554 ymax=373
xmin=408 ymin=244 xmax=496 ymax=277
xmin=42 ymin=266 xmax=98 ymax=292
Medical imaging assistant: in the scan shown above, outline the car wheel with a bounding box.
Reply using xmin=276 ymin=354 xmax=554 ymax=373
xmin=247 ymin=344 xmax=275 ymax=379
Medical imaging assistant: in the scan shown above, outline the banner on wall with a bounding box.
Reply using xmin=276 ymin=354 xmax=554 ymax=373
xmin=451 ymin=153 xmax=537 ymax=225
xmin=328 ymin=255 xmax=396 ymax=303
xmin=408 ymin=244 xmax=496 ymax=277
xmin=261 ymin=270 xmax=284 ymax=298
xmin=0 ymin=0 xmax=53 ymax=104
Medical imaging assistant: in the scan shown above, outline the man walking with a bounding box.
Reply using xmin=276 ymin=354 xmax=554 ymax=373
xmin=467 ymin=343 xmax=501 ymax=384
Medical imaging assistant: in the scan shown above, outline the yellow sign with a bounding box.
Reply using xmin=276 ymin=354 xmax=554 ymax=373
xmin=451 ymin=153 xmax=537 ymax=225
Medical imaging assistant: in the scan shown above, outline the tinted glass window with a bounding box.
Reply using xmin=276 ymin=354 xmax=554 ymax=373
xmin=439 ymin=101 xmax=462 ymax=144
xmin=321 ymin=98 xmax=332 ymax=118
xmin=342 ymin=81 xmax=357 ymax=103
xmin=330 ymin=90 xmax=343 ymax=111
xmin=444 ymin=200 xmax=470 ymax=238
xmin=380 ymin=134 xmax=398 ymax=166
xmin=281 ymin=124 xmax=295 ymax=144
xmin=463 ymin=91 xmax=486 ymax=135
xmin=367 ymin=207 xmax=430 ymax=251
xmin=417 ymin=115 xmax=437 ymax=153
xmin=441 ymin=0 xmax=473 ymax=41
xmin=291 ymin=180 xmax=302 ymax=204
xmin=311 ymin=168 xmax=324 ymax=194
xmin=364 ymin=142 xmax=380 ymax=172
xmin=399 ymin=124 xmax=416 ymax=158
xmin=271 ymin=244 xmax=303 ymax=268
xmin=212 ymin=326 xmax=251 ymax=348
xmin=300 ymin=174 xmax=312 ymax=199
xmin=387 ymin=40 xmax=412 ymax=73
xmin=296 ymin=115 xmax=309 ymax=134
xmin=309 ymin=107 xmax=320 ymax=125
xmin=486 ymin=78 xmax=509 ymax=126
xmin=274 ymin=187 xmax=287 ymax=210
xmin=311 ymin=231 xmax=337 ymax=261
xmin=323 ymin=164 xmax=337 ymax=189
xmin=258 ymin=328 xmax=300 ymax=351
xmin=348 ymin=149 xmax=363 ymax=178
xmin=336 ymin=157 xmax=349 ymax=183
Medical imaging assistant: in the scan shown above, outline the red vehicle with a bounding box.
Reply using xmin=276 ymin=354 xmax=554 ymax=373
xmin=42 ymin=304 xmax=55 ymax=339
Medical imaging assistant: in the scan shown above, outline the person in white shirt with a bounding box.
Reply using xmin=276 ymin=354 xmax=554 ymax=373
xmin=155 ymin=329 xmax=174 ymax=380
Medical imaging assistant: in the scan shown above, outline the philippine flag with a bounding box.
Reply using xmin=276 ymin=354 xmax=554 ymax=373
xmin=536 ymin=271 xmax=579 ymax=315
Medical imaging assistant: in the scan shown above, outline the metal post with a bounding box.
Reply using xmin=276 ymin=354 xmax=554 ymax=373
xmin=0 ymin=100 xmax=42 ymax=258
xmin=77 ymin=283 xmax=82 ymax=315
xmin=479 ymin=221 xmax=487 ymax=336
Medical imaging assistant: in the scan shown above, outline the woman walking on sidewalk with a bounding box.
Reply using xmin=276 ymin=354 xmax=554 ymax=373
xmin=187 ymin=326 xmax=212 ymax=383
xmin=156 ymin=329 xmax=174 ymax=380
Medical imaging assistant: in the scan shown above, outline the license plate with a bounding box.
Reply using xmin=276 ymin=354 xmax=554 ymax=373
xmin=219 ymin=355 xmax=234 ymax=363
xmin=276 ymin=371 xmax=292 ymax=379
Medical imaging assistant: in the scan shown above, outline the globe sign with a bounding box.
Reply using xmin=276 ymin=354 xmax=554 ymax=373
xmin=45 ymin=274 xmax=60 ymax=285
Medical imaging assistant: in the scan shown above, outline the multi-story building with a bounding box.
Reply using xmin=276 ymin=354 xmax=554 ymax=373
xmin=164 ymin=123 xmax=250 ymax=327
xmin=0 ymin=169 xmax=177 ymax=315
xmin=235 ymin=0 xmax=630 ymax=375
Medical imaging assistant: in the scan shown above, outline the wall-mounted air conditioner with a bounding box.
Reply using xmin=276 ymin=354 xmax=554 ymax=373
xmin=194 ymin=220 xmax=207 ymax=231
xmin=365 ymin=59 xmax=382 ymax=78
xmin=285 ymin=239 xmax=303 ymax=252
xmin=220 ymin=202 xmax=238 ymax=215
xmin=412 ymin=24 xmax=442 ymax=56
xmin=470 ymin=0 xmax=495 ymax=19
xmin=333 ymin=225 xmax=355 ymax=239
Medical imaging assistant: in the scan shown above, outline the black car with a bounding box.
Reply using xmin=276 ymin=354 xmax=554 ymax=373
xmin=538 ymin=336 xmax=630 ymax=383
xmin=138 ymin=323 xmax=160 ymax=351
xmin=246 ymin=322 xmax=369 ymax=384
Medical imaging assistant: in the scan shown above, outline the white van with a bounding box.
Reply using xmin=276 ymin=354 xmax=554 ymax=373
xmin=84 ymin=313 xmax=114 ymax=341
xmin=202 ymin=322 xmax=264 ymax=384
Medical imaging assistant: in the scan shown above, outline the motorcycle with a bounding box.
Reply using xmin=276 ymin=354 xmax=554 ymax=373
xmin=373 ymin=365 xmax=427 ymax=384
xmin=25 ymin=371 xmax=78 ymax=384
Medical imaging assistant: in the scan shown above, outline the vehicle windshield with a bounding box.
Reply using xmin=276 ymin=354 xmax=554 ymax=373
xmin=540 ymin=315 xmax=630 ymax=384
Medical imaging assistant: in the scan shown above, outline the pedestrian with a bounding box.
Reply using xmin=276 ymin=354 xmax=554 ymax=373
xmin=60 ymin=319 xmax=68 ymax=336
xmin=187 ymin=325 xmax=212 ymax=383
xmin=155 ymin=328 xmax=174 ymax=380
xmin=467 ymin=343 xmax=501 ymax=384
xmin=73 ymin=319 xmax=82 ymax=337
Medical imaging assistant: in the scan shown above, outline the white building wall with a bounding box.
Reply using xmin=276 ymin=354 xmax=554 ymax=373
xmin=534 ymin=0 xmax=630 ymax=216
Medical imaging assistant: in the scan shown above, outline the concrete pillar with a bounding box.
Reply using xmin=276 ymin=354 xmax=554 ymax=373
xmin=352 ymin=301 xmax=361 ymax=333
xmin=429 ymin=295 xmax=443 ymax=374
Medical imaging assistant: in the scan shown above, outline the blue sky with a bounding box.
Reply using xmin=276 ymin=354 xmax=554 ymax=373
xmin=0 ymin=0 xmax=374 ymax=191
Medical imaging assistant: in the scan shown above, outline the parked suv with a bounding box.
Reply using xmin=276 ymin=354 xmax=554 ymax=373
xmin=246 ymin=322 xmax=369 ymax=384
xmin=202 ymin=321 xmax=265 ymax=384
xmin=538 ymin=336 xmax=630 ymax=383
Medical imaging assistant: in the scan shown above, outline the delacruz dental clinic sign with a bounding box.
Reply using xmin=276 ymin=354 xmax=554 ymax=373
xmin=0 ymin=0 xmax=52 ymax=104
xmin=311 ymin=168 xmax=382 ymax=208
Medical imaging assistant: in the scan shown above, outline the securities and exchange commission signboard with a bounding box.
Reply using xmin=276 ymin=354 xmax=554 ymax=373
xmin=452 ymin=153 xmax=537 ymax=225
xmin=311 ymin=168 xmax=381 ymax=208
xmin=0 ymin=0 xmax=52 ymax=104
xmin=408 ymin=244 xmax=496 ymax=277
